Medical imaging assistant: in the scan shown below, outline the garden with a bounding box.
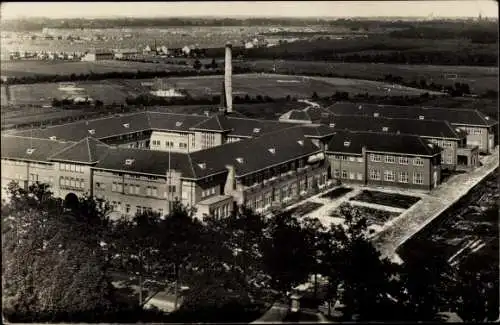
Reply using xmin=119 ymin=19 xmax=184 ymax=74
xmin=287 ymin=202 xmax=324 ymax=217
xmin=330 ymin=204 xmax=400 ymax=226
xmin=320 ymin=187 xmax=353 ymax=200
xmin=350 ymin=190 xmax=420 ymax=209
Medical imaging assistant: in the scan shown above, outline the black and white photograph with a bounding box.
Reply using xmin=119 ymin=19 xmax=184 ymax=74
xmin=1 ymin=1 xmax=498 ymax=323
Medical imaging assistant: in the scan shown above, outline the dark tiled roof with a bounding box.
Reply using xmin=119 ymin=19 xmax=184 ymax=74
xmin=327 ymin=102 xmax=498 ymax=127
xmin=94 ymin=147 xmax=195 ymax=178
xmin=12 ymin=112 xmax=151 ymax=141
xmin=300 ymin=125 xmax=336 ymax=138
xmin=48 ymin=137 xmax=109 ymax=164
xmin=326 ymin=130 xmax=441 ymax=156
xmin=328 ymin=115 xmax=462 ymax=139
xmin=147 ymin=112 xmax=207 ymax=132
xmin=1 ymin=135 xmax=74 ymax=162
xmin=190 ymin=113 xmax=234 ymax=132
xmin=226 ymin=117 xmax=296 ymax=138
xmin=189 ymin=126 xmax=322 ymax=179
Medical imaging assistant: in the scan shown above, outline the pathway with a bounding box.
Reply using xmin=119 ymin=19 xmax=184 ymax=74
xmin=372 ymin=146 xmax=499 ymax=260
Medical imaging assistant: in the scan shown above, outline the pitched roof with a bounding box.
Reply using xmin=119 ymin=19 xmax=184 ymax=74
xmin=326 ymin=130 xmax=441 ymax=156
xmin=327 ymin=102 xmax=498 ymax=127
xmin=300 ymin=125 xmax=336 ymax=138
xmin=226 ymin=117 xmax=296 ymax=138
xmin=1 ymin=135 xmax=74 ymax=162
xmin=327 ymin=115 xmax=462 ymax=139
xmin=189 ymin=126 xmax=322 ymax=179
xmin=147 ymin=112 xmax=207 ymax=132
xmin=94 ymin=147 xmax=195 ymax=178
xmin=12 ymin=112 xmax=151 ymax=141
xmin=48 ymin=137 xmax=109 ymax=164
xmin=190 ymin=113 xmax=234 ymax=132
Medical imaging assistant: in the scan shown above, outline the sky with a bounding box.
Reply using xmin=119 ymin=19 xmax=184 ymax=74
xmin=1 ymin=1 xmax=498 ymax=20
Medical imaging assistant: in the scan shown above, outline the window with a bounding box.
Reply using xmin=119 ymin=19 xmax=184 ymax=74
xmin=384 ymin=170 xmax=395 ymax=182
xmin=146 ymin=187 xmax=152 ymax=196
xmin=333 ymin=169 xmax=340 ymax=178
xmin=349 ymin=172 xmax=355 ymax=180
xmin=399 ymin=171 xmax=409 ymax=183
xmin=369 ymin=169 xmax=381 ymax=180
xmin=135 ymin=185 xmax=140 ymax=194
xmin=341 ymin=170 xmax=348 ymax=179
xmin=356 ymin=157 xmax=363 ymax=163
xmin=356 ymin=172 xmax=363 ymax=180
xmin=399 ymin=157 xmax=409 ymax=165
xmin=413 ymin=157 xmax=424 ymax=166
xmin=112 ymin=182 xmax=117 ymax=192
xmin=370 ymin=154 xmax=382 ymax=162
xmin=413 ymin=172 xmax=423 ymax=185
xmin=168 ymin=185 xmax=176 ymax=193
xmin=385 ymin=155 xmax=396 ymax=164
xmin=349 ymin=156 xmax=355 ymax=162
xmin=445 ymin=155 xmax=454 ymax=165
xmin=126 ymin=204 xmax=131 ymax=213
xmin=152 ymin=187 xmax=158 ymax=197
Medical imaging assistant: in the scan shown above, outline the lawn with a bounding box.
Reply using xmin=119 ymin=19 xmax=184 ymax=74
xmin=1 ymin=73 xmax=438 ymax=107
xmin=1 ymin=60 xmax=191 ymax=77
xmin=350 ymin=190 xmax=421 ymax=209
xmin=288 ymin=202 xmax=324 ymax=217
xmin=330 ymin=204 xmax=400 ymax=226
xmin=248 ymin=60 xmax=498 ymax=95
xmin=320 ymin=187 xmax=353 ymax=200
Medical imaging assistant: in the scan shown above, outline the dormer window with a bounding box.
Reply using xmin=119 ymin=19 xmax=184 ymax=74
xmin=176 ymin=121 xmax=183 ymax=127
xmin=485 ymin=116 xmax=490 ymax=120
xmin=427 ymin=144 xmax=434 ymax=148
xmin=373 ymin=113 xmax=379 ymax=117
xmin=123 ymin=123 xmax=130 ymax=128
xmin=268 ymin=148 xmax=276 ymax=154
xmin=253 ymin=128 xmax=261 ymax=133
xmin=197 ymin=163 xmax=206 ymax=169
xmin=358 ymin=105 xmax=362 ymax=109
xmin=419 ymin=115 xmax=424 ymax=120
xmin=382 ymin=127 xmax=389 ymax=132
xmin=236 ymin=157 xmax=244 ymax=164
xmin=26 ymin=148 xmax=35 ymax=155
xmin=49 ymin=136 xmax=57 ymax=140
xmin=125 ymin=159 xmax=135 ymax=166
xmin=343 ymin=141 xmax=351 ymax=147
xmin=297 ymin=140 xmax=304 ymax=146
xmin=88 ymin=129 xmax=95 ymax=135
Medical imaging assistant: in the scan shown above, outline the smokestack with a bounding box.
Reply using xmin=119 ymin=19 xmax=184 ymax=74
xmin=224 ymin=43 xmax=233 ymax=113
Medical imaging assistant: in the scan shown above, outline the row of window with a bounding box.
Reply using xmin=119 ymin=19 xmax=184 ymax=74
xmin=370 ymin=154 xmax=424 ymax=166
xmin=201 ymin=133 xmax=216 ymax=149
xmin=332 ymin=155 xmax=364 ymax=163
xmin=210 ymin=203 xmax=231 ymax=219
xmin=60 ymin=163 xmax=85 ymax=173
xmin=368 ymin=169 xmax=424 ymax=185
xmin=60 ymin=176 xmax=85 ymax=189
xmin=111 ymin=201 xmax=164 ymax=216
xmin=202 ymin=186 xmax=218 ymax=198
xmin=461 ymin=127 xmax=483 ymax=135
xmin=428 ymin=139 xmax=454 ymax=149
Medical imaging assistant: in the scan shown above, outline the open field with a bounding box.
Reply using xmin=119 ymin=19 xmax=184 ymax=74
xmin=249 ymin=60 xmax=499 ymax=95
xmin=1 ymin=60 xmax=191 ymax=78
xmin=1 ymin=73 xmax=441 ymax=107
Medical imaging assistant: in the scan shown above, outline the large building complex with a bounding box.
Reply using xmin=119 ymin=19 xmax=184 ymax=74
xmin=1 ymin=44 xmax=497 ymax=220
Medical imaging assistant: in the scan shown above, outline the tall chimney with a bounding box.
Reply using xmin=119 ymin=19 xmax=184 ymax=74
xmin=224 ymin=43 xmax=233 ymax=113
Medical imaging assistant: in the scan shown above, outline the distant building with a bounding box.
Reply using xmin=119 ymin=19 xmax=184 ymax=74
xmin=81 ymin=50 xmax=114 ymax=62
xmin=114 ymin=48 xmax=138 ymax=59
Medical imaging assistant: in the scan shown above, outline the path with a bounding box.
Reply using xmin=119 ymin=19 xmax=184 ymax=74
xmin=372 ymin=147 xmax=499 ymax=260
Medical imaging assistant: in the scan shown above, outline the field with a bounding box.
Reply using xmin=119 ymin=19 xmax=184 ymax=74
xmin=350 ymin=190 xmax=421 ymax=209
xmin=288 ymin=202 xmax=324 ymax=217
xmin=249 ymin=60 xmax=499 ymax=95
xmin=1 ymin=60 xmax=191 ymax=77
xmin=1 ymin=106 xmax=88 ymax=128
xmin=1 ymin=73 xmax=440 ymax=107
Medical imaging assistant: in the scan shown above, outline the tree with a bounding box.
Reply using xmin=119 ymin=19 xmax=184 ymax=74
xmin=262 ymin=211 xmax=315 ymax=301
xmin=2 ymin=182 xmax=118 ymax=322
xmin=321 ymin=204 xmax=400 ymax=321
xmin=311 ymin=91 xmax=319 ymax=100
xmin=193 ymin=59 xmax=202 ymax=70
